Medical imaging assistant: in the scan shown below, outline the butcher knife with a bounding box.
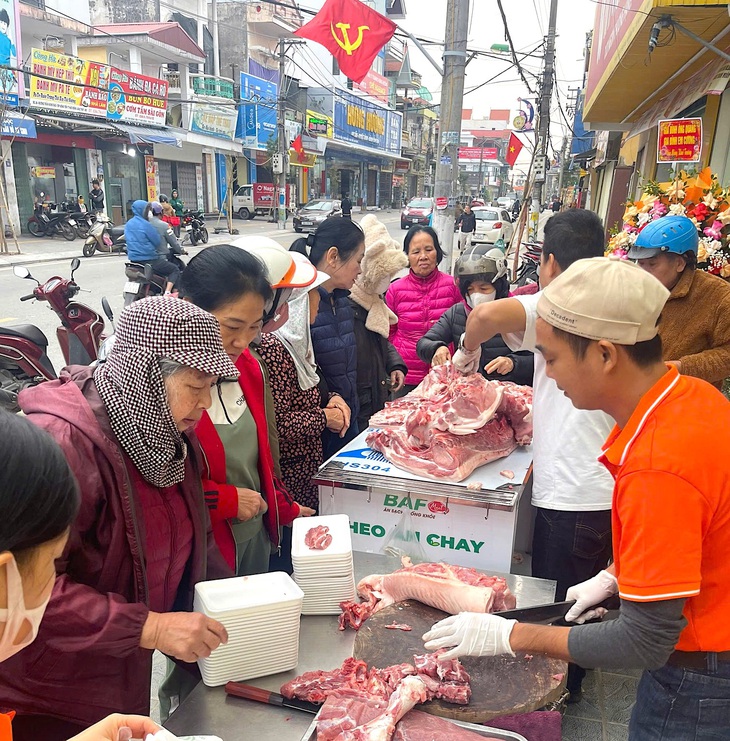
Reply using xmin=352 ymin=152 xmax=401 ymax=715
xmin=493 ymin=596 xmax=620 ymax=626
xmin=224 ymin=682 xmax=320 ymax=714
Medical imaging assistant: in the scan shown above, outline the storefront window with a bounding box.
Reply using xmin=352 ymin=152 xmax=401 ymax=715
xmin=26 ymin=144 xmax=78 ymax=209
xmin=105 ymin=151 xmax=144 ymax=222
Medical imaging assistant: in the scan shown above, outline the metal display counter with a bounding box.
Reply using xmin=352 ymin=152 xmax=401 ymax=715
xmin=165 ymin=553 xmax=556 ymax=739
xmin=315 ymin=430 xmax=534 ymax=572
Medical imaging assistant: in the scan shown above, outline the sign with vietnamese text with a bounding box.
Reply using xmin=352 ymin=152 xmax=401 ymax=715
xmin=30 ymin=165 xmax=56 ymax=178
xmin=1 ymin=113 xmax=35 ymax=139
xmin=435 ymin=196 xmax=448 ymax=210
xmin=29 ymin=48 xmax=109 ymax=118
xmin=191 ymin=104 xmax=238 ymax=140
xmin=305 ymin=109 xmax=333 ymax=138
xmin=354 ymin=69 xmax=390 ymax=103
xmin=334 ymin=89 xmax=401 ymax=155
xmin=144 ymin=156 xmax=158 ymax=202
xmin=657 ymin=118 xmax=702 ymax=163
xmin=107 ymin=68 xmax=168 ymax=126
xmin=458 ymin=147 xmax=499 ymax=161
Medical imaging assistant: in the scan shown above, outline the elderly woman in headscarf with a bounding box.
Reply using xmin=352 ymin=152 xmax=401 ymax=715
xmin=348 ymin=214 xmax=408 ymax=432
xmin=0 ymin=296 xmax=235 ymax=741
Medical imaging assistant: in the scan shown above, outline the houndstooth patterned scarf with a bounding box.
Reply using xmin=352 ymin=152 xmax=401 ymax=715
xmin=94 ymin=296 xmax=238 ymax=488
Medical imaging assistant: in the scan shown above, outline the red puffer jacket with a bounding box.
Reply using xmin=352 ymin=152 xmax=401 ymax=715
xmin=195 ymin=349 xmax=300 ymax=569
xmin=386 ymin=269 xmax=462 ymax=385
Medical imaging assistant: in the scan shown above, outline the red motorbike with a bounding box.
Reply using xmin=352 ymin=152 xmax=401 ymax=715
xmin=0 ymin=258 xmax=109 ymax=411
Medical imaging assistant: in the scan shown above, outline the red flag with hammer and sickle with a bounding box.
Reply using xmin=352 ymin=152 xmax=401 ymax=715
xmin=294 ymin=0 xmax=397 ymax=84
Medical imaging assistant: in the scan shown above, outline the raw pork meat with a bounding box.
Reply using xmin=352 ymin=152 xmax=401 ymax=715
xmin=281 ymin=652 xmax=470 ymax=706
xmin=367 ymin=365 xmax=532 ymax=482
xmin=335 ymin=676 xmax=429 ymax=741
xmin=305 ymin=524 xmax=333 ymax=550
xmin=339 ymin=559 xmax=516 ymax=631
xmin=317 ymin=695 xmax=503 ymax=741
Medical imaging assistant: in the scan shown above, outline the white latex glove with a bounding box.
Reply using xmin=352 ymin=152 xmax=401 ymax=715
xmin=565 ymin=570 xmax=618 ymax=624
xmin=422 ymin=612 xmax=516 ymax=659
xmin=452 ymin=334 xmax=481 ymax=375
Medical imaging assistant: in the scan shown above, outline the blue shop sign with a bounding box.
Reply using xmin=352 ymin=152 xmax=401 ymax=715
xmin=237 ymin=72 xmax=278 ymax=151
xmin=2 ymin=113 xmax=36 ymax=139
xmin=333 ymin=90 xmax=401 ymax=156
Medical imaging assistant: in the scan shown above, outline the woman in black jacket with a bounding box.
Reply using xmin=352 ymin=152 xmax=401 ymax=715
xmin=417 ymin=244 xmax=533 ymax=385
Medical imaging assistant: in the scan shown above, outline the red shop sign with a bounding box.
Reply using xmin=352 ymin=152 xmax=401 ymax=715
xmin=657 ymin=118 xmax=702 ymax=164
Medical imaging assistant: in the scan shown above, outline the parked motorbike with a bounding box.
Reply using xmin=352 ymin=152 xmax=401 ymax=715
xmin=514 ymin=241 xmax=542 ymax=288
xmin=181 ymin=209 xmax=209 ymax=246
xmin=0 ymin=258 xmax=108 ymax=412
xmin=73 ymin=211 xmax=97 ymax=239
xmin=82 ymin=212 xmax=127 ymax=257
xmin=27 ymin=201 xmax=77 ymax=241
xmin=122 ymin=253 xmax=186 ymax=307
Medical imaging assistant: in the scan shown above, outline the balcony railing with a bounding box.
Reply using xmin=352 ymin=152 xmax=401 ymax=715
xmin=164 ymin=69 xmax=181 ymax=92
xmin=190 ymin=73 xmax=235 ymax=100
xmin=20 ymin=0 xmax=45 ymax=8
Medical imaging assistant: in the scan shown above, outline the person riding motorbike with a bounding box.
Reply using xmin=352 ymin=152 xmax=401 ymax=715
xmin=124 ymin=200 xmax=179 ymax=295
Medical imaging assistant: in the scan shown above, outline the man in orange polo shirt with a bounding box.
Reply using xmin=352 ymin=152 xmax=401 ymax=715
xmin=423 ymin=257 xmax=730 ymax=739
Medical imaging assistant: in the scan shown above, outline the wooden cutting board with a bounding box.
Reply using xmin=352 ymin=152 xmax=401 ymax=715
xmin=353 ymin=600 xmax=567 ymax=723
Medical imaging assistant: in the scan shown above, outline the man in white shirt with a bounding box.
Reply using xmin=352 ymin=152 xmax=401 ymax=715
xmin=453 ymin=209 xmax=613 ymax=700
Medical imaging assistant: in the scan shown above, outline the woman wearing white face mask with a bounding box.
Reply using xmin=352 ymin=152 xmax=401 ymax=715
xmin=417 ymin=245 xmax=534 ymax=384
xmin=0 ymin=411 xmax=161 ymax=741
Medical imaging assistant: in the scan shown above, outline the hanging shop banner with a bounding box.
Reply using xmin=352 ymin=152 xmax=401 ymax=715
xmin=29 ymin=48 xmax=109 ymax=118
xmin=238 ymin=72 xmax=277 ymax=151
xmin=1 ymin=112 xmax=36 ymax=139
xmin=386 ymin=108 xmax=403 ymax=157
xmin=458 ymin=147 xmax=499 ymax=161
xmin=0 ymin=0 xmax=22 ymax=106
xmin=107 ymin=68 xmax=168 ymax=126
xmin=190 ymin=104 xmax=238 ymax=140
xmin=657 ymin=118 xmax=702 ymax=164
xmin=334 ymin=89 xmax=401 ymax=156
xmin=30 ymin=165 xmax=56 ymax=178
xmin=144 ymin=155 xmax=159 ymax=202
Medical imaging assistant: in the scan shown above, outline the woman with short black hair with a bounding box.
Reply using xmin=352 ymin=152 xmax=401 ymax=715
xmin=291 ymin=217 xmax=366 ymax=456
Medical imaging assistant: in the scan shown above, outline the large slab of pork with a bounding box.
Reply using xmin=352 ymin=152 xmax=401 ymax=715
xmin=339 ymin=559 xmax=516 ymax=631
xmin=367 ymin=365 xmax=532 ymax=482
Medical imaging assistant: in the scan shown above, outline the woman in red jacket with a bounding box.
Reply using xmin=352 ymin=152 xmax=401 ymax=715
xmin=386 ymin=226 xmax=462 ymax=394
xmin=180 ymin=245 xmax=315 ymax=575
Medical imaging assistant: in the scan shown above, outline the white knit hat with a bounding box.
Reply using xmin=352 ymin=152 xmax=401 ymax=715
xmin=357 ymin=214 xmax=408 ymax=294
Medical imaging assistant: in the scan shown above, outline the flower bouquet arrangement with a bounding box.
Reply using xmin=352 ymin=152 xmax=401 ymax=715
xmin=606 ymin=167 xmax=730 ymax=278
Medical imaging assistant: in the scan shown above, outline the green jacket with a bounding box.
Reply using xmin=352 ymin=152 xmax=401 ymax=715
xmin=170 ymin=196 xmax=184 ymax=216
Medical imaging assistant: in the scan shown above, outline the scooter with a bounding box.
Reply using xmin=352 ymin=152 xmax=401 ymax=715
xmin=83 ymin=212 xmax=127 ymax=257
xmin=0 ymin=258 xmax=108 ymax=412
xmin=27 ymin=201 xmax=77 ymax=241
xmin=514 ymin=241 xmax=542 ymax=288
xmin=122 ymin=253 xmax=186 ymax=307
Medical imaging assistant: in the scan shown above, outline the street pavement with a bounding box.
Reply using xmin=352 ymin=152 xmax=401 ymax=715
xmin=0 ymin=209 xmax=402 ymax=372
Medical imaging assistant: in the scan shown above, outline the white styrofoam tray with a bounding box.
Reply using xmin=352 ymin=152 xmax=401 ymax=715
xmin=194 ymin=571 xmax=304 ymax=617
xmin=291 ymin=514 xmax=353 ymax=561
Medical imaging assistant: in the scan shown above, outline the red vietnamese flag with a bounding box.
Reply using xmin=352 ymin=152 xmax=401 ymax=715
xmin=505 ymin=133 xmax=524 ymax=167
xmin=291 ymin=133 xmax=305 ymax=163
xmin=295 ymin=0 xmax=397 ymax=84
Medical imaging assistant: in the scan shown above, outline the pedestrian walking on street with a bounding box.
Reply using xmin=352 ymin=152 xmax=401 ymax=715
xmin=456 ymin=202 xmax=476 ymax=255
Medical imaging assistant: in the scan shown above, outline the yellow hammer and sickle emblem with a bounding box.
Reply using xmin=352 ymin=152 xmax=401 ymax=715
xmin=330 ymin=22 xmax=370 ymax=55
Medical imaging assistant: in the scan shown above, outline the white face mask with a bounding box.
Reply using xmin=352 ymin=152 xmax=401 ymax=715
xmin=0 ymin=555 xmax=51 ymax=662
xmin=466 ymin=291 xmax=496 ymax=309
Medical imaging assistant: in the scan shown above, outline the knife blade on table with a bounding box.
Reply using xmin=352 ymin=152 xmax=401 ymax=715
xmin=493 ymin=596 xmax=620 ymax=626
xmin=225 ymin=682 xmax=320 ymax=714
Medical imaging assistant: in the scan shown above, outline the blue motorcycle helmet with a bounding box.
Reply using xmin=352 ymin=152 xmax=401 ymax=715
xmin=627 ymin=215 xmax=699 ymax=259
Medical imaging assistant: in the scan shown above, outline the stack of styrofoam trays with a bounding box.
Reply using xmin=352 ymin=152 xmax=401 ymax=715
xmin=193 ymin=571 xmax=304 ymax=687
xmin=292 ymin=514 xmax=356 ymax=615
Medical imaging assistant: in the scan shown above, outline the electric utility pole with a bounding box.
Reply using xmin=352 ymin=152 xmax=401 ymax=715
xmin=532 ymin=0 xmax=558 ymax=228
xmin=277 ymin=38 xmax=288 ymax=230
xmin=433 ymin=0 xmax=470 ymax=273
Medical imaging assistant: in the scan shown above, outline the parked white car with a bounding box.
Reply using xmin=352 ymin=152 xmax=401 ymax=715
xmin=471 ymin=207 xmax=514 ymax=245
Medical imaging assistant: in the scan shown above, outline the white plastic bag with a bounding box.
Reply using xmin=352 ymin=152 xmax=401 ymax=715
xmin=380 ymin=506 xmax=428 ymax=565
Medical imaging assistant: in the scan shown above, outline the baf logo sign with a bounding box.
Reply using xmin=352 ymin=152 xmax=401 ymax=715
xmin=237 ymin=72 xmax=278 ymax=151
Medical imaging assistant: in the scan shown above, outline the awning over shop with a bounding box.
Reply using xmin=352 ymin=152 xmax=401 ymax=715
xmin=114 ymin=124 xmax=183 ymax=148
xmin=32 ymin=114 xmax=119 ymax=133
xmin=325 ymin=139 xmax=402 ymax=161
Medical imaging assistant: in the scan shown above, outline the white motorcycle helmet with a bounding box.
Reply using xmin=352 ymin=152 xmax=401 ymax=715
xmin=230 ymin=236 xmax=317 ymax=328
